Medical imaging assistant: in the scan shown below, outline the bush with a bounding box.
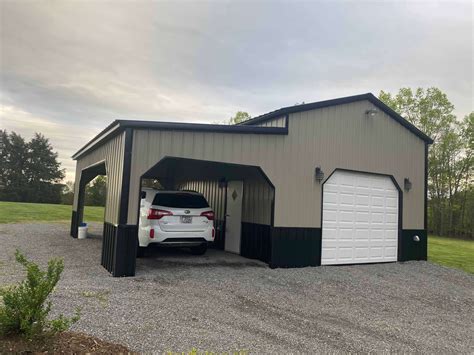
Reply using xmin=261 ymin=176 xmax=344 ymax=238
xmin=0 ymin=250 xmax=79 ymax=338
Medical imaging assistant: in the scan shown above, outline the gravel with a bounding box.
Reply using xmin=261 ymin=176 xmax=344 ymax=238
xmin=0 ymin=222 xmax=473 ymax=353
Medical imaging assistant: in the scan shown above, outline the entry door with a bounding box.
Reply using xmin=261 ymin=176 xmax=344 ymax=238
xmin=225 ymin=181 xmax=244 ymax=254
xmin=321 ymin=170 xmax=399 ymax=265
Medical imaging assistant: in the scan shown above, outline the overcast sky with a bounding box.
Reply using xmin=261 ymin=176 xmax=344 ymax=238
xmin=1 ymin=0 xmax=472 ymax=181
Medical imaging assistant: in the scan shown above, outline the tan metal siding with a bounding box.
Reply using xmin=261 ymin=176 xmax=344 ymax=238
xmin=288 ymin=101 xmax=425 ymax=229
xmin=73 ymin=132 xmax=125 ymax=225
xmin=128 ymin=100 xmax=424 ymax=229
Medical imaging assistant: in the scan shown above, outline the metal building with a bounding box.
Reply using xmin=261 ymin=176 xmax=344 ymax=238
xmin=70 ymin=93 xmax=433 ymax=276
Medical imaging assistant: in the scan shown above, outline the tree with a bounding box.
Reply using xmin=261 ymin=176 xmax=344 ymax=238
xmin=379 ymin=88 xmax=473 ymax=238
xmin=0 ymin=131 xmax=29 ymax=201
xmin=27 ymin=133 xmax=64 ymax=185
xmin=85 ymin=175 xmax=107 ymax=206
xmin=228 ymin=111 xmax=251 ymax=125
xmin=61 ymin=181 xmax=75 ymax=205
xmin=0 ymin=131 xmax=65 ymax=203
xmin=379 ymin=87 xmax=456 ymax=141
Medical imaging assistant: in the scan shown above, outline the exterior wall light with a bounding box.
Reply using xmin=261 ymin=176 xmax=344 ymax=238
xmin=404 ymin=178 xmax=412 ymax=191
xmin=315 ymin=166 xmax=324 ymax=182
xmin=365 ymin=108 xmax=378 ymax=118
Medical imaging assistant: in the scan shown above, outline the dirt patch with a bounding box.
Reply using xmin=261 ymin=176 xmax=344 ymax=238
xmin=0 ymin=332 xmax=132 ymax=353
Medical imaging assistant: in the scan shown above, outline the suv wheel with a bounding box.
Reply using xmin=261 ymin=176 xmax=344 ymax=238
xmin=190 ymin=244 xmax=207 ymax=255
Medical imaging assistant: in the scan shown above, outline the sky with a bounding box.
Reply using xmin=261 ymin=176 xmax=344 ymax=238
xmin=1 ymin=0 xmax=472 ymax=182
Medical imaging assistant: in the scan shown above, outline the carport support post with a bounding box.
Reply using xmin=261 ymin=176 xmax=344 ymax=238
xmin=70 ymin=175 xmax=88 ymax=238
xmin=101 ymin=128 xmax=138 ymax=277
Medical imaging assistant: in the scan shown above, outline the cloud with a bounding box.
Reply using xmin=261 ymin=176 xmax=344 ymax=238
xmin=1 ymin=0 xmax=472 ymax=181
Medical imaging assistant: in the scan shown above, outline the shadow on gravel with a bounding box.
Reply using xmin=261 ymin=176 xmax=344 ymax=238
xmin=138 ymin=247 xmax=267 ymax=269
xmin=143 ymin=259 xmax=266 ymax=269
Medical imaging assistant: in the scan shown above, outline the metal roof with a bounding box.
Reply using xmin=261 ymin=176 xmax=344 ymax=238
xmin=72 ymin=92 xmax=433 ymax=160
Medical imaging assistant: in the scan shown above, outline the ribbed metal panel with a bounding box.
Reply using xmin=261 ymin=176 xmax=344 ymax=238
xmin=254 ymin=116 xmax=286 ymax=127
xmin=242 ymin=176 xmax=273 ymax=225
xmin=127 ymin=100 xmax=424 ymax=229
xmin=73 ymin=132 xmax=125 ymax=225
xmin=177 ymin=176 xmax=273 ymax=225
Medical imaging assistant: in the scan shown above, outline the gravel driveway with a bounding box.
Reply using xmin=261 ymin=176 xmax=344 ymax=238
xmin=0 ymin=222 xmax=473 ymax=353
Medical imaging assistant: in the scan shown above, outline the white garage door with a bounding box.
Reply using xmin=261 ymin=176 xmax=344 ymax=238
xmin=321 ymin=170 xmax=399 ymax=265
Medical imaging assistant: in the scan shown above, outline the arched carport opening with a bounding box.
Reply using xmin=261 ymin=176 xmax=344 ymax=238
xmin=137 ymin=157 xmax=275 ymax=263
xmin=70 ymin=161 xmax=107 ymax=238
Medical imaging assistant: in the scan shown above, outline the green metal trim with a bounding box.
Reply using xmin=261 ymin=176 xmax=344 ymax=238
xmin=270 ymin=227 xmax=321 ymax=268
xmin=400 ymin=229 xmax=427 ymax=261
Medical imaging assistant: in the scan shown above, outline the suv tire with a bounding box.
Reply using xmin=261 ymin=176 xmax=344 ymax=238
xmin=190 ymin=244 xmax=207 ymax=255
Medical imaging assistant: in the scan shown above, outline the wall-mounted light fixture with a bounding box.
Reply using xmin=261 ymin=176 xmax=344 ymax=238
xmin=365 ymin=108 xmax=378 ymax=118
xmin=404 ymin=178 xmax=412 ymax=191
xmin=315 ymin=166 xmax=324 ymax=182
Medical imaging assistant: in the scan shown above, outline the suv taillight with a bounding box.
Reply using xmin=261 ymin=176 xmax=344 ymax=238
xmin=148 ymin=208 xmax=173 ymax=220
xmin=200 ymin=210 xmax=214 ymax=220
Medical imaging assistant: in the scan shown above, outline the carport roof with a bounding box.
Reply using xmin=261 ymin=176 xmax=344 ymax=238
xmin=72 ymin=92 xmax=433 ymax=160
xmin=72 ymin=120 xmax=288 ymax=160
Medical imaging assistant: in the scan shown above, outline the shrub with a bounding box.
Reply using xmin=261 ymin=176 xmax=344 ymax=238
xmin=0 ymin=250 xmax=80 ymax=338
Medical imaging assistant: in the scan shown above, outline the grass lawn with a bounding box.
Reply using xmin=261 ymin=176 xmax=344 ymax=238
xmin=428 ymin=235 xmax=474 ymax=274
xmin=0 ymin=201 xmax=104 ymax=224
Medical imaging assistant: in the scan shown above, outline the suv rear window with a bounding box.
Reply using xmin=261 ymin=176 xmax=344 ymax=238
xmin=152 ymin=193 xmax=209 ymax=208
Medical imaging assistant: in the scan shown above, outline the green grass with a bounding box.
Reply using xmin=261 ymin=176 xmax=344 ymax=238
xmin=429 ymin=235 xmax=474 ymax=274
xmin=0 ymin=201 xmax=104 ymax=224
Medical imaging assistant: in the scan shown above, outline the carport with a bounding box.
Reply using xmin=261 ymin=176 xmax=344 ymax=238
xmin=139 ymin=157 xmax=275 ymax=259
xmin=70 ymin=93 xmax=432 ymax=277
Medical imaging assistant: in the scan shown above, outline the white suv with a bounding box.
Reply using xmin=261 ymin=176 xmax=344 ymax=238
xmin=137 ymin=188 xmax=215 ymax=256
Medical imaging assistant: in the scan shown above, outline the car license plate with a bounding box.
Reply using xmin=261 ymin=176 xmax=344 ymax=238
xmin=180 ymin=216 xmax=192 ymax=223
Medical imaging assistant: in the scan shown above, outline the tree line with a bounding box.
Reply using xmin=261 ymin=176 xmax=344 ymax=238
xmin=1 ymin=87 xmax=472 ymax=237
xmin=0 ymin=130 xmax=106 ymax=206
xmin=379 ymin=88 xmax=473 ymax=238
xmin=0 ymin=131 xmax=64 ymax=203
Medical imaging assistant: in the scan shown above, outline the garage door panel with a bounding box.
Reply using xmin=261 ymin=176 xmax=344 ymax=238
xmin=323 ymin=210 xmax=338 ymax=223
xmin=371 ymin=212 xmax=385 ymax=223
xmin=340 ymin=193 xmax=355 ymax=205
xmin=324 ymin=183 xmax=339 ymax=192
xmin=340 ymin=211 xmax=354 ymax=222
xmin=322 ymin=228 xmax=338 ymax=239
xmin=356 ymin=211 xmax=370 ymax=222
xmin=371 ymin=196 xmax=385 ymax=207
xmin=384 ymin=247 xmax=397 ymax=258
xmin=324 ymin=191 xmax=338 ymax=204
xmin=355 ymin=229 xmax=369 ymax=240
xmin=321 ymin=240 xmax=341 ymax=249
xmin=386 ymin=213 xmax=398 ymax=224
xmin=339 ymin=228 xmax=354 ymax=238
xmin=354 ymin=248 xmax=369 ymax=259
xmin=338 ymin=247 xmax=354 ymax=259
xmin=321 ymin=170 xmax=399 ymax=265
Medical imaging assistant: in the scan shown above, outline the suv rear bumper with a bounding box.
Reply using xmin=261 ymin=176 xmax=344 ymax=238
xmin=139 ymin=226 xmax=214 ymax=247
